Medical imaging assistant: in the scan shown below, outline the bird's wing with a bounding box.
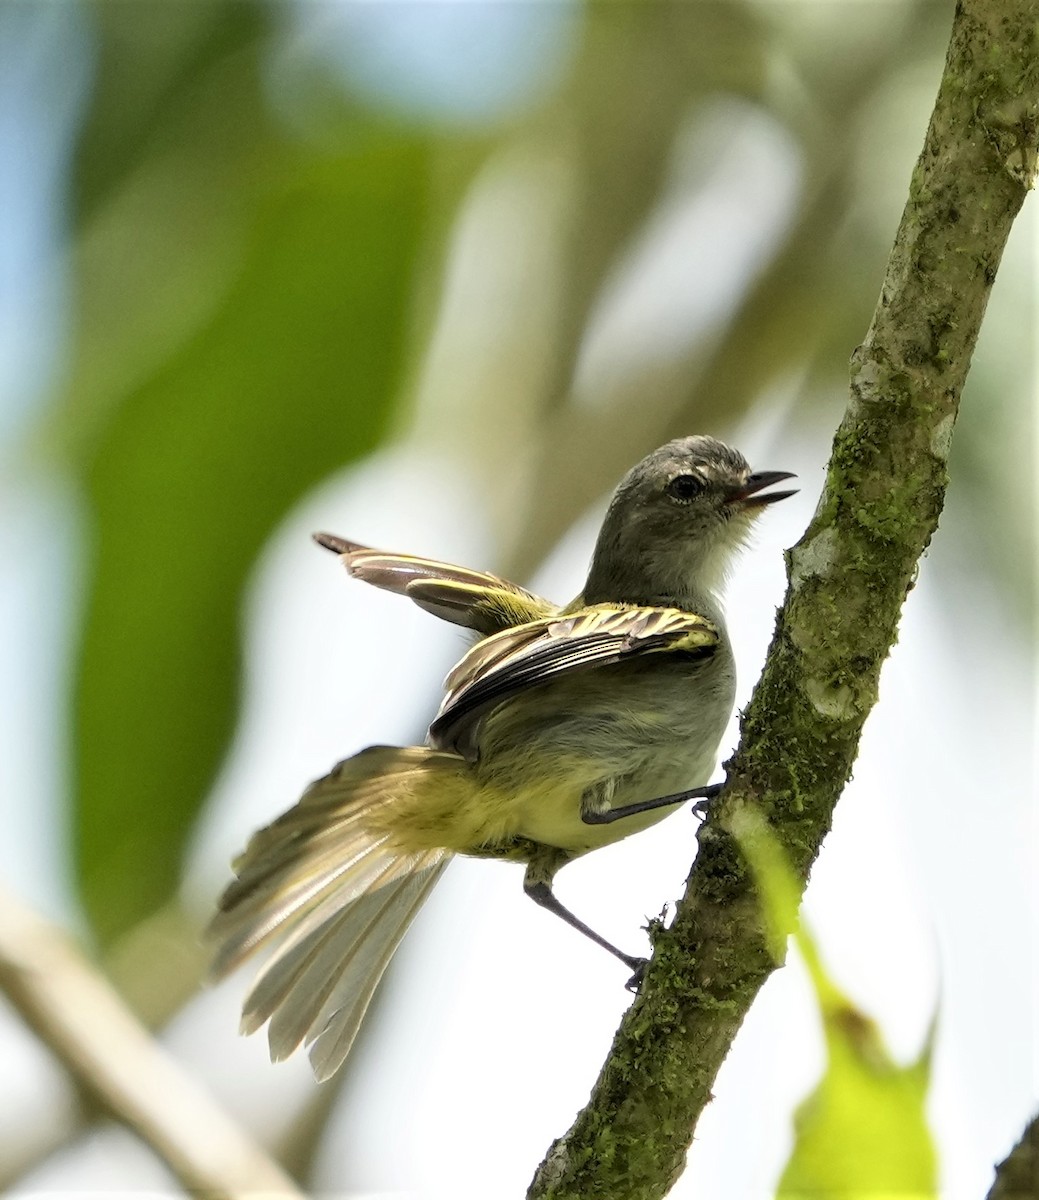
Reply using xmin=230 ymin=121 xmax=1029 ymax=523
xmin=429 ymin=605 xmax=720 ymax=755
xmin=314 ymin=533 xmax=556 ymax=633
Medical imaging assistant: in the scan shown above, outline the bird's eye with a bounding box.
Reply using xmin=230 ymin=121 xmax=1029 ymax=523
xmin=665 ymin=474 xmax=705 ymax=502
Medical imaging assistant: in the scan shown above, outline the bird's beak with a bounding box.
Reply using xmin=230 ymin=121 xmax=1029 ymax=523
xmin=728 ymin=471 xmax=798 ymax=508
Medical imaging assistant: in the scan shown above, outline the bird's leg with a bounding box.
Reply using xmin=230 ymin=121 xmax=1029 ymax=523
xmin=581 ymin=782 xmax=722 ymax=826
xmin=523 ymin=847 xmax=645 ymax=987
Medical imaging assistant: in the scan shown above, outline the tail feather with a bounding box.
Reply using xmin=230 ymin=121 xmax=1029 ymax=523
xmin=261 ymin=855 xmax=446 ymax=1071
xmin=306 ymin=861 xmax=446 ymax=1081
xmin=212 ymin=832 xmax=396 ymax=977
xmin=209 ymin=745 xmax=454 ymax=1078
xmin=242 ymin=847 xmax=423 ymax=1036
xmin=218 ymin=756 xmax=409 ymax=906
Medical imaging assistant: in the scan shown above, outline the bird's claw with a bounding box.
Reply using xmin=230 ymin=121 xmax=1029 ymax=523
xmin=691 ymin=783 xmax=723 ymax=821
xmin=624 ymin=958 xmax=648 ymax=992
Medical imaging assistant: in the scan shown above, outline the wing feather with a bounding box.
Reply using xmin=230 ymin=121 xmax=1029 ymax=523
xmin=314 ymin=535 xmax=555 ymax=632
xmin=430 ymin=606 xmax=719 ymax=755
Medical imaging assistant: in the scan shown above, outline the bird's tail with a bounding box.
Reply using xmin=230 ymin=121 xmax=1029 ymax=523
xmin=209 ymin=745 xmax=458 ymax=1081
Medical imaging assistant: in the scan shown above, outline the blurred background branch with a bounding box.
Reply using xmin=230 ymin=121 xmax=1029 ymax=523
xmin=0 ymin=886 xmax=300 ymax=1197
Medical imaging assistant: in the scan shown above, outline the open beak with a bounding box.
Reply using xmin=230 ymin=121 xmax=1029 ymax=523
xmin=728 ymin=470 xmax=798 ymax=509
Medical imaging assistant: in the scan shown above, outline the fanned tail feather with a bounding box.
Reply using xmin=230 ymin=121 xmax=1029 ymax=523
xmin=302 ymin=863 xmax=445 ymax=1081
xmin=209 ymin=745 xmax=453 ymax=1079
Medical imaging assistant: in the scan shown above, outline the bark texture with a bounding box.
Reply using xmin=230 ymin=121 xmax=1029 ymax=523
xmin=987 ymin=1113 xmax=1039 ymax=1200
xmin=529 ymin=2 xmax=1039 ymax=1196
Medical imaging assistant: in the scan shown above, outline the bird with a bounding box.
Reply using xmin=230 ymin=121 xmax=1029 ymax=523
xmin=209 ymin=435 xmax=796 ymax=1080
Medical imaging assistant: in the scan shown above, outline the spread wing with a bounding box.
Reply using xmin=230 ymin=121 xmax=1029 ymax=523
xmin=429 ymin=605 xmax=720 ymax=756
xmin=314 ymin=534 xmax=555 ymax=634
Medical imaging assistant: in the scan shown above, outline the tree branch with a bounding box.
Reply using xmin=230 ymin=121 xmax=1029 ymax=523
xmin=0 ymin=886 xmax=301 ymax=1199
xmin=529 ymin=2 xmax=1038 ymax=1196
xmin=987 ymin=1112 xmax=1039 ymax=1200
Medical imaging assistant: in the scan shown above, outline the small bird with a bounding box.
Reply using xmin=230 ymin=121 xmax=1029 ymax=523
xmin=210 ymin=435 xmax=795 ymax=1080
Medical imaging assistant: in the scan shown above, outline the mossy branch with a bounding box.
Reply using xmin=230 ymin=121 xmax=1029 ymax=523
xmin=987 ymin=1111 xmax=1039 ymax=1200
xmin=528 ymin=2 xmax=1038 ymax=1197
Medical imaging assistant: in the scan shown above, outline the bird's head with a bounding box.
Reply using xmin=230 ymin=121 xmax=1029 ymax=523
xmin=584 ymin=435 xmax=797 ymax=607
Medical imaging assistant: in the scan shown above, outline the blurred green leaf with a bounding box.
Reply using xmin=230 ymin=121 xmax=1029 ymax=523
xmin=63 ymin=9 xmax=435 ymax=943
xmin=731 ymin=808 xmax=938 ymax=1199
xmin=777 ymin=956 xmax=936 ymax=1199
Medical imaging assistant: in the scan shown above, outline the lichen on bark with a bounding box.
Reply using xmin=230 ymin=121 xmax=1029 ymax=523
xmin=528 ymin=2 xmax=1038 ymax=1197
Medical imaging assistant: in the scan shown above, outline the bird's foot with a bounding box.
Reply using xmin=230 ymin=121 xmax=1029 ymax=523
xmin=624 ymin=957 xmax=649 ymax=992
xmin=691 ymin=783 xmax=723 ymax=821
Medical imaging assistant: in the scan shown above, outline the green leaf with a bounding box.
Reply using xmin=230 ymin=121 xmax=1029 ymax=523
xmin=777 ymin=941 xmax=937 ymax=1199
xmin=731 ymin=808 xmax=938 ymax=1198
xmin=782 ymin=955 xmax=935 ymax=1200
xmin=62 ymin=9 xmax=434 ymax=942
